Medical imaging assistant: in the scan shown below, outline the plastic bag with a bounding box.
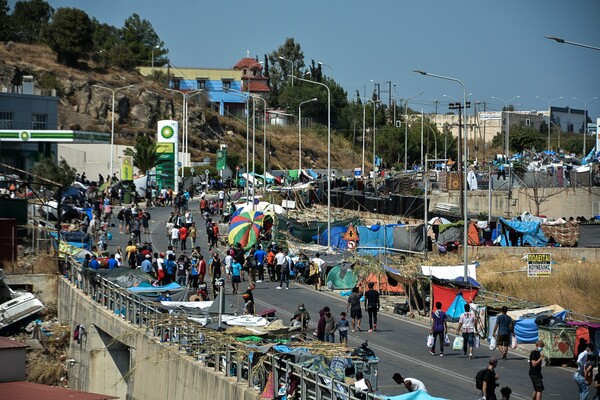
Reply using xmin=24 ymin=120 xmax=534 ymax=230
xmin=453 ymin=336 xmax=464 ymax=350
xmin=474 ymin=335 xmax=480 ymax=348
xmin=511 ymin=334 xmax=517 ymax=349
xmin=444 ymin=333 xmax=450 ymax=346
xmin=489 ymin=336 xmax=497 ymax=350
xmin=427 ymin=334 xmax=434 ymax=348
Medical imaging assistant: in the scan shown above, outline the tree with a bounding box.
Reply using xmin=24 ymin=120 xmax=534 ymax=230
xmin=267 ymin=38 xmax=305 ymax=105
xmin=519 ymin=171 xmax=569 ymax=216
xmin=10 ymin=0 xmax=53 ymax=43
xmin=44 ymin=7 xmax=93 ymax=66
xmin=122 ymin=135 xmax=163 ymax=174
xmin=30 ymin=156 xmax=77 ymax=188
xmin=508 ymin=125 xmax=545 ymax=153
xmin=0 ymin=0 xmax=11 ymax=41
xmin=118 ymin=13 xmax=166 ymax=70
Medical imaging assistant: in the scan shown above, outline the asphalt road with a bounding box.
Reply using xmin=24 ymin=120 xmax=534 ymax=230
xmin=107 ymin=200 xmax=577 ymax=399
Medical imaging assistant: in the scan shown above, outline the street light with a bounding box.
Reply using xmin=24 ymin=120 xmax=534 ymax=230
xmin=371 ymin=99 xmax=381 ymax=175
xmin=92 ymin=84 xmax=136 ymax=179
xmin=151 ymin=45 xmax=160 ymax=69
xmin=491 ymin=95 xmax=520 ymax=158
xmin=545 ymin=36 xmax=600 ymax=52
xmin=250 ymin=95 xmax=268 ymax=193
xmin=536 ymin=96 xmax=563 ymax=153
xmin=298 ymin=98 xmax=318 ymax=171
xmin=279 ymin=56 xmax=294 ymax=86
xmin=292 ymin=75 xmax=331 ymax=250
xmin=318 ymin=61 xmax=333 ymax=78
xmin=358 ymin=97 xmax=378 ymax=178
xmin=414 ymin=69 xmax=468 ymax=281
xmin=402 ymin=92 xmax=423 ymax=170
xmin=166 ymin=88 xmax=203 ymax=181
xmin=573 ymin=96 xmax=598 ymax=155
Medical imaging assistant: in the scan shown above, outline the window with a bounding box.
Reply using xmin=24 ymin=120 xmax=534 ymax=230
xmin=32 ymin=113 xmax=47 ymax=130
xmin=0 ymin=111 xmax=13 ymax=129
xmin=171 ymin=79 xmax=181 ymax=90
xmin=222 ymin=79 xmax=232 ymax=90
xmin=196 ymin=79 xmax=207 ymax=90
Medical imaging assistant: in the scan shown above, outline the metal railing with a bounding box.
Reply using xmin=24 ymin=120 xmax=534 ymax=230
xmin=64 ymin=258 xmax=380 ymax=400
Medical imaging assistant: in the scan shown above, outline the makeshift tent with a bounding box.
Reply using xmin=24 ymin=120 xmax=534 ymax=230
xmin=446 ymin=292 xmax=469 ymax=322
xmin=507 ymin=305 xmax=566 ymax=343
xmin=436 ymin=222 xmax=464 ymax=245
xmin=312 ymin=226 xmax=349 ymax=250
xmin=540 ymin=221 xmax=579 ymax=247
xmin=278 ymin=215 xmax=359 ymax=243
xmin=385 ymin=390 xmax=448 ymax=400
xmin=326 ymin=264 xmax=357 ymax=290
xmin=578 ymin=223 xmax=600 ymax=247
xmin=357 ymin=271 xmax=405 ymax=295
xmin=393 ymin=224 xmax=426 ymax=253
xmin=567 ymin=321 xmax=600 ymax=354
xmin=421 ymin=264 xmax=477 ymax=281
xmin=357 ymin=224 xmax=396 ymax=256
xmin=499 ymin=217 xmax=548 ymax=247
xmin=431 ymin=283 xmax=479 ymax=319
xmin=467 ymin=221 xmax=481 ymax=245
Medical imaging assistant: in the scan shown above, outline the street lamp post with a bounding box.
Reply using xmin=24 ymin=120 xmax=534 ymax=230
xmin=250 ymin=95 xmax=268 ymax=192
xmin=292 ymin=75 xmax=331 ymax=250
xmin=279 ymin=56 xmax=294 ymax=86
xmin=573 ymin=96 xmax=598 ymax=155
xmin=92 ymin=84 xmax=136 ymax=179
xmin=151 ymin=45 xmax=160 ymax=69
xmin=402 ymin=92 xmax=423 ymax=170
xmin=318 ymin=61 xmax=333 ymax=78
xmin=536 ymin=96 xmax=563 ymax=154
xmin=166 ymin=88 xmax=203 ymax=181
xmin=491 ymin=95 xmax=520 ymax=158
xmin=414 ymin=69 xmax=469 ymax=281
xmin=545 ymin=36 xmax=600 ymax=52
xmin=298 ymin=98 xmax=318 ymax=171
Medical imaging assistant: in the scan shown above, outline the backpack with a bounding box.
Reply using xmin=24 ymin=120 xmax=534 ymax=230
xmin=475 ymin=368 xmax=487 ymax=390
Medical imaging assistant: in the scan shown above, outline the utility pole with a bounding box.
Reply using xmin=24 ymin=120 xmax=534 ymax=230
xmin=448 ymin=101 xmax=471 ymax=215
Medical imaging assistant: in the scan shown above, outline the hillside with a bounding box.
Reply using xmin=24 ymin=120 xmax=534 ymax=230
xmin=0 ymin=42 xmax=357 ymax=171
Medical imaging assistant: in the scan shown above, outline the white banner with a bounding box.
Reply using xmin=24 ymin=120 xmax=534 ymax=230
xmin=157 ymin=120 xmax=179 ymax=143
xmin=479 ymin=111 xmax=501 ymax=121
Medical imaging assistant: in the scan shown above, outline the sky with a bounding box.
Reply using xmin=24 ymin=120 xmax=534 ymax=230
xmin=14 ymin=0 xmax=600 ymax=121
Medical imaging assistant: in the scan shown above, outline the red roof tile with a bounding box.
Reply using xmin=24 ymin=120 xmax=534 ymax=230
xmin=0 ymin=337 xmax=28 ymax=349
xmin=0 ymin=381 xmax=119 ymax=400
xmin=234 ymin=57 xmax=263 ymax=71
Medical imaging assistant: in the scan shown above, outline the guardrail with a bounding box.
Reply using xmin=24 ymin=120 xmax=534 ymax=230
xmin=64 ymin=258 xmax=381 ymax=400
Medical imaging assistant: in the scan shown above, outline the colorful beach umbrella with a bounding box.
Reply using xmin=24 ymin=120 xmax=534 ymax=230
xmin=228 ymin=209 xmax=265 ymax=249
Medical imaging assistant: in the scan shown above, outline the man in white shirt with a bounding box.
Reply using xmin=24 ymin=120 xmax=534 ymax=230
xmin=311 ymin=253 xmax=326 ymax=291
xmin=224 ymin=251 xmax=234 ymax=281
xmin=170 ymin=225 xmax=180 ymax=248
xmin=392 ymin=373 xmax=428 ymax=393
xmin=274 ymin=248 xmax=286 ymax=283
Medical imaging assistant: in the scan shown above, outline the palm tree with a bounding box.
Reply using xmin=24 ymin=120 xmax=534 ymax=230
xmin=123 ymin=136 xmax=163 ymax=174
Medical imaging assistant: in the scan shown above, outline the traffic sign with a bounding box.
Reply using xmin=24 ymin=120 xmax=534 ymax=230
xmin=190 ymin=167 xmax=195 ymax=174
xmin=347 ymin=241 xmax=356 ymax=249
xmin=342 ymin=225 xmax=358 ymax=241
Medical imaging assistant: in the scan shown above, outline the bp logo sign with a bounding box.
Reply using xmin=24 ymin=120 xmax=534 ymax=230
xmin=19 ymin=131 xmax=31 ymax=141
xmin=160 ymin=125 xmax=175 ymax=140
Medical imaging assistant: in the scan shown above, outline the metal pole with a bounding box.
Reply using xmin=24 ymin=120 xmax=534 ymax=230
xmin=110 ymin=90 xmax=115 ymax=176
xmin=573 ymin=97 xmax=598 ymax=156
xmin=362 ymin=102 xmax=366 ymax=177
xmin=292 ymin=76 xmax=331 ymax=250
xmin=298 ymin=98 xmax=318 ymax=172
xmin=372 ymin=101 xmax=377 ymax=173
xmin=413 ymin=70 xmax=469 ymax=280
xmin=420 ymin=108 xmax=424 ymax=169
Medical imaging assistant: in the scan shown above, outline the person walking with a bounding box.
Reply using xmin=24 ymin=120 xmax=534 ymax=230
xmin=316 ymin=307 xmax=328 ymax=341
xmin=429 ymin=301 xmax=448 ymax=356
xmin=364 ymin=282 xmax=380 ymax=333
xmin=346 ymin=286 xmax=363 ymax=332
xmin=276 ymin=250 xmax=291 ymax=289
xmin=231 ymin=257 xmax=242 ymax=294
xmin=253 ymin=244 xmax=267 ymax=283
xmin=574 ymin=344 xmax=593 ymax=400
xmin=209 ymin=253 xmax=223 ymax=298
xmin=179 ymin=224 xmax=188 ymax=251
xmin=481 ymin=357 xmax=500 ymax=400
xmin=529 ymin=340 xmax=545 ymax=400
xmin=189 ymin=222 xmax=197 ymax=248
xmin=311 ymin=253 xmax=326 ymax=291
xmin=456 ymin=303 xmax=477 ymax=359
xmin=493 ymin=306 xmax=514 ymax=360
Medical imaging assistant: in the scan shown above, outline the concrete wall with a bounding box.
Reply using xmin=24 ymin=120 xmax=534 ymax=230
xmin=58 ymin=279 xmax=258 ymax=400
xmin=4 ymin=273 xmax=57 ymax=305
xmin=429 ymin=186 xmax=599 ymax=220
xmin=0 ymin=347 xmax=26 ymax=382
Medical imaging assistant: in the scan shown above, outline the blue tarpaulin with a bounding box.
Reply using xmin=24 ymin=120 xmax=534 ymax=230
xmin=499 ymin=217 xmax=548 ymax=247
xmin=127 ymin=282 xmax=182 ymax=293
xmin=514 ymin=310 xmax=568 ymax=343
xmin=446 ymin=292 xmax=468 ymax=322
xmin=312 ymin=226 xmax=349 ymax=250
xmin=357 ymin=224 xmax=396 ymax=256
xmin=385 ymin=391 xmax=448 ymax=400
xmin=306 ymin=169 xmax=319 ymax=179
